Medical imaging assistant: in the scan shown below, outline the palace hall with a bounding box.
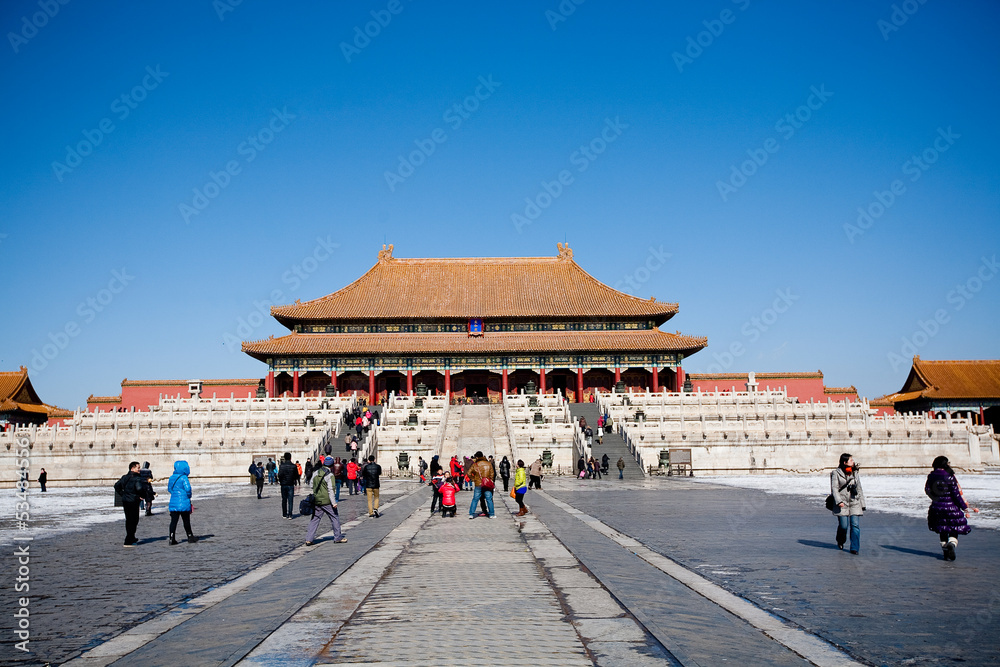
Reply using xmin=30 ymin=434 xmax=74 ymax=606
xmin=242 ymin=244 xmax=707 ymax=402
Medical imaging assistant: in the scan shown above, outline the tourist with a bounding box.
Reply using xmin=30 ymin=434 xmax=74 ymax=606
xmin=498 ymin=455 xmax=511 ymax=492
xmin=528 ymin=457 xmax=543 ymax=489
xmin=37 ymin=468 xmax=47 ymax=492
xmin=617 ymin=457 xmax=625 ymax=479
xmin=304 ymin=459 xmax=314 ymax=483
xmin=355 ymin=415 xmax=363 ymax=439
xmin=304 ymin=457 xmax=347 ymax=546
xmin=295 ymin=460 xmax=302 ymax=485
xmin=330 ymin=457 xmax=344 ymax=501
xmin=601 ymin=453 xmax=610 ymax=475
xmin=250 ymin=461 xmax=265 ymax=498
xmin=418 ymin=456 xmax=427 ymax=483
xmin=449 ymin=456 xmax=462 ymax=490
xmin=167 ymin=460 xmax=198 ymax=544
xmin=463 ymin=457 xmax=474 ymax=490
xmin=363 ymin=455 xmax=383 ymax=518
xmin=591 ymin=456 xmax=602 ymax=480
xmin=513 ymin=459 xmax=528 ymax=516
xmin=831 ymin=453 xmax=865 ymax=554
xmin=139 ymin=462 xmax=155 ymax=515
xmin=577 ymin=456 xmax=587 ymax=480
xmin=114 ymin=461 xmax=145 ymax=547
xmin=430 ymin=469 xmax=445 ymax=513
xmin=430 ymin=454 xmax=442 ymax=476
xmin=925 ymin=456 xmax=979 ymax=561
xmin=266 ymin=458 xmax=277 ymax=485
xmin=278 ymin=453 xmax=298 ymax=519
xmin=439 ymin=475 xmax=459 ymax=517
xmin=467 ymin=451 xmax=496 ymax=519
xmin=347 ymin=457 xmax=360 ymax=495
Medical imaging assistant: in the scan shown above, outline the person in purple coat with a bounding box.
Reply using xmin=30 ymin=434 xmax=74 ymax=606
xmin=925 ymin=456 xmax=979 ymax=561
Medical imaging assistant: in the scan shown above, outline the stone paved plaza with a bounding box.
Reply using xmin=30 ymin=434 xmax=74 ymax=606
xmin=2 ymin=476 xmax=998 ymax=666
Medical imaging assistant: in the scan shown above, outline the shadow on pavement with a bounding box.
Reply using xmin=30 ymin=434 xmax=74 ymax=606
xmin=797 ymin=539 xmax=839 ymax=550
xmin=880 ymin=544 xmax=941 ymax=559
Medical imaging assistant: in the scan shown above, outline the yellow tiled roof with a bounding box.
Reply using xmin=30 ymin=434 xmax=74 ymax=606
xmin=272 ymin=244 xmax=679 ymax=324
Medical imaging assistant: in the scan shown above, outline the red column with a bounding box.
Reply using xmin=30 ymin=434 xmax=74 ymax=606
xmin=676 ymin=366 xmax=685 ymax=390
xmin=502 ymin=369 xmax=508 ymax=395
xmin=651 ymin=367 xmax=659 ymax=392
xmin=614 ymin=367 xmax=621 ymax=383
xmin=266 ymin=371 xmax=274 ymax=397
xmin=539 ymin=368 xmax=546 ymax=394
xmin=407 ymin=370 xmax=413 ymax=395
xmin=292 ymin=370 xmax=300 ymax=396
xmin=368 ymin=370 xmax=375 ymax=401
xmin=576 ymin=367 xmax=584 ymax=402
xmin=330 ymin=368 xmax=337 ymax=390
xmin=445 ymin=369 xmax=451 ymax=395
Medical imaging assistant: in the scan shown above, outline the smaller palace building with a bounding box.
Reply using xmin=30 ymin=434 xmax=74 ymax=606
xmin=243 ymin=244 xmax=707 ymax=402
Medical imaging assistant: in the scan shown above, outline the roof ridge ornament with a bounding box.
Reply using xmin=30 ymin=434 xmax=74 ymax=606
xmin=378 ymin=243 xmax=395 ymax=262
xmin=556 ymin=242 xmax=573 ymax=260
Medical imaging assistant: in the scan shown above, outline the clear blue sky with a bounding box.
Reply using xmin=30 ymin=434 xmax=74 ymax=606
xmin=2 ymin=1 xmax=998 ymax=410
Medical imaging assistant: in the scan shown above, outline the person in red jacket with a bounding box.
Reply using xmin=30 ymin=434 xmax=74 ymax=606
xmin=346 ymin=458 xmax=360 ymax=495
xmin=449 ymin=456 xmax=462 ymax=491
xmin=439 ymin=475 xmax=459 ymax=517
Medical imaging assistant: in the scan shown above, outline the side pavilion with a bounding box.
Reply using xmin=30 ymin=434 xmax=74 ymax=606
xmin=243 ymin=244 xmax=707 ymax=403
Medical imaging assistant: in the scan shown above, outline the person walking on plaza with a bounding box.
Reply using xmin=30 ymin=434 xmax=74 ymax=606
xmin=418 ymin=456 xmax=427 ymax=483
xmin=304 ymin=459 xmax=314 ymax=483
xmin=167 ymin=460 xmax=198 ymax=544
xmin=925 ymin=456 xmax=978 ymax=561
xmin=831 ymin=453 xmax=865 ymax=554
xmin=363 ymin=455 xmax=382 ymax=518
xmin=266 ymin=458 xmax=277 ymax=485
xmin=38 ymin=468 xmax=47 ymax=492
xmin=449 ymin=456 xmax=463 ymax=491
xmin=278 ymin=452 xmax=298 ymax=519
xmin=528 ymin=457 xmax=543 ymax=489
xmin=139 ymin=462 xmax=155 ymax=515
xmin=467 ymin=451 xmax=496 ymax=519
xmin=617 ymin=456 xmax=625 ymax=480
xmin=305 ymin=457 xmax=347 ymax=546
xmin=513 ymin=459 xmax=528 ymax=516
xmin=114 ymin=461 xmax=145 ymax=547
xmin=498 ymin=455 xmax=511 ymax=492
xmin=601 ymin=453 xmax=610 ymax=475
xmin=332 ymin=457 xmax=345 ymax=502
xmin=347 ymin=457 xmax=360 ymax=495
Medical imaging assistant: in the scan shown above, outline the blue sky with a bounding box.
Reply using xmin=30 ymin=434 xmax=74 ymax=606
xmin=2 ymin=1 xmax=998 ymax=410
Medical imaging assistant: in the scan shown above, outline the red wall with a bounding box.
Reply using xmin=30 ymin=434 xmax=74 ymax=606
xmin=121 ymin=382 xmax=257 ymax=409
xmin=690 ymin=375 xmax=828 ymax=402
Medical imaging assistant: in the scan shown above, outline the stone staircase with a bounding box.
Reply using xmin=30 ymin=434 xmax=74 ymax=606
xmin=490 ymin=404 xmax=514 ymax=462
xmin=568 ymin=402 xmax=645 ymax=480
xmin=437 ymin=404 xmax=463 ymax=460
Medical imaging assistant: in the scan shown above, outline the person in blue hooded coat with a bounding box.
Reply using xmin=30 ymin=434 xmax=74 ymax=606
xmin=167 ymin=461 xmax=198 ymax=545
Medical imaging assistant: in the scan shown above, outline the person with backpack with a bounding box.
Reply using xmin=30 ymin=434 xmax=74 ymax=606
xmin=332 ymin=457 xmax=345 ymax=502
xmin=304 ymin=457 xmax=347 ymax=546
xmin=249 ymin=461 xmax=264 ymax=498
xmin=266 ymin=458 xmax=277 ymax=485
xmin=513 ymin=459 xmax=528 ymax=516
xmin=278 ymin=452 xmax=298 ymax=519
xmin=167 ymin=460 xmax=198 ymax=544
xmin=139 ymin=462 xmax=155 ymax=516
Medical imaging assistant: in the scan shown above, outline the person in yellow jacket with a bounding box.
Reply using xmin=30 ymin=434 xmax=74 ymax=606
xmin=513 ymin=459 xmax=528 ymax=516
